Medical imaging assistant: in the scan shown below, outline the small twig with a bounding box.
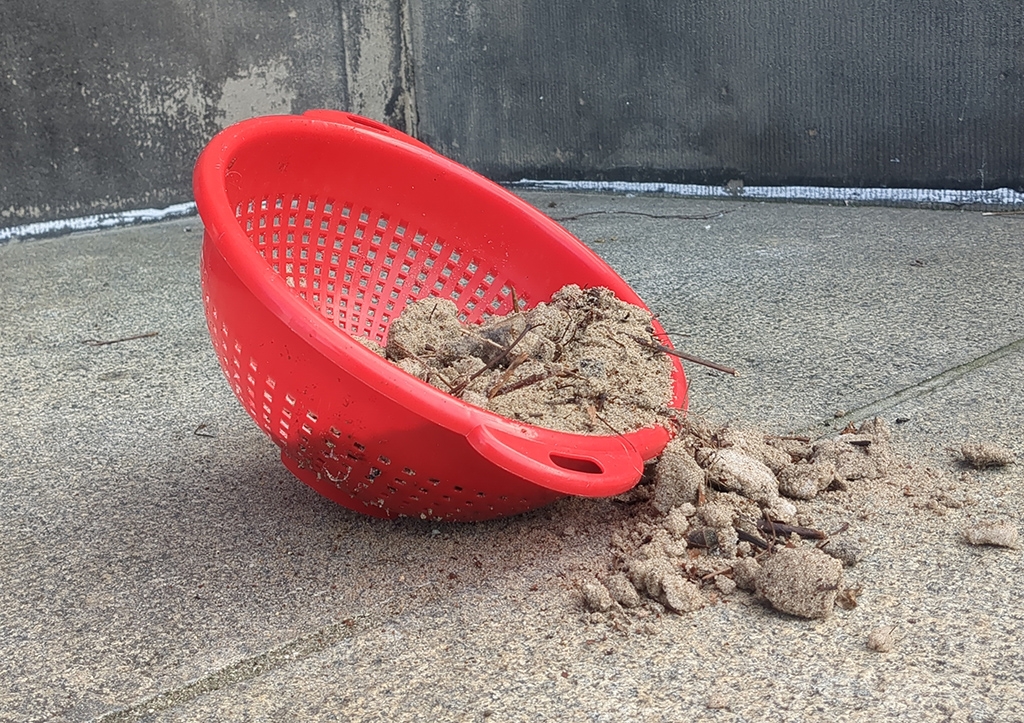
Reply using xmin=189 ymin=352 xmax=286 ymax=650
xmin=700 ymin=565 xmax=734 ymax=582
xmin=736 ymin=529 xmax=770 ymax=550
xmin=757 ymin=518 xmax=827 ymax=540
xmin=193 ymin=423 xmax=216 ymax=438
xmin=602 ymin=328 xmax=628 ymax=350
xmin=592 ymin=410 xmax=625 ymax=437
xmin=457 ymin=326 xmax=506 ymax=353
xmin=551 ymin=210 xmax=733 ymax=222
xmin=82 ymin=331 xmax=159 ymax=347
xmin=827 ymin=522 xmax=851 ymax=537
xmin=489 ymin=369 xmax=559 ymax=398
xmin=486 ymin=353 xmax=530 ymax=399
xmin=630 ymin=335 xmax=738 ymax=376
xmin=450 ymin=323 xmax=541 ymax=396
xmin=389 ymin=340 xmax=455 ymax=391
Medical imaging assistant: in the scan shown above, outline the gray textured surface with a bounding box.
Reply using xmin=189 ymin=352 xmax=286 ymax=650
xmin=0 ymin=0 xmax=411 ymax=226
xmin=410 ymin=1 xmax=1024 ymax=188
xmin=1 ymin=194 xmax=1022 ymax=721
xmin=3 ymin=1 xmax=1023 ymax=229
xmin=539 ymin=193 xmax=1024 ymax=430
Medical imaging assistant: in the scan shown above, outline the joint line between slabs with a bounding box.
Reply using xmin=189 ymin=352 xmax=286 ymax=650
xmin=811 ymin=335 xmax=1024 ymax=433
xmin=95 ymin=618 xmax=366 ymax=721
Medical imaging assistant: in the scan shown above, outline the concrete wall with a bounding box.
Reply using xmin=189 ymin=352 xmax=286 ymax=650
xmin=410 ymin=0 xmax=1024 ymax=189
xmin=2 ymin=1 xmax=1022 ymax=228
xmin=0 ymin=0 xmax=411 ymax=226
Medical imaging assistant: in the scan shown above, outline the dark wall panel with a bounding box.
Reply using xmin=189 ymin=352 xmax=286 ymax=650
xmin=410 ymin=1 xmax=1024 ymax=189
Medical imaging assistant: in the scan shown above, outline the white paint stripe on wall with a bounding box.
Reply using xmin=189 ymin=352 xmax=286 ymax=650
xmin=0 ymin=201 xmax=197 ymax=243
xmin=511 ymin=180 xmax=1024 ymax=207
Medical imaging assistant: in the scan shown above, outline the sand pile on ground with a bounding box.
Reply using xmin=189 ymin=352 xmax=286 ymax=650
xmin=958 ymin=442 xmax=1017 ymax=469
xmin=581 ymin=416 xmax=1019 ymax=625
xmin=373 ymin=286 xmax=1018 ymax=628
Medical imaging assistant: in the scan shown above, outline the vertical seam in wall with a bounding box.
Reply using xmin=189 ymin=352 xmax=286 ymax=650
xmin=398 ymin=0 xmax=419 ymax=137
xmin=337 ymin=3 xmax=355 ymax=112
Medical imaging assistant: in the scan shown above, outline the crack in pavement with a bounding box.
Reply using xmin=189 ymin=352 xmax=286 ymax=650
xmin=810 ymin=335 xmax=1024 ymax=434
xmin=95 ymin=616 xmax=372 ymax=721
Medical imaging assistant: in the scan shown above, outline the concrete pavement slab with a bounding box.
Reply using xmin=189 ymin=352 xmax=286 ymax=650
xmin=1 ymin=194 xmax=1022 ymax=722
xmin=528 ymin=192 xmax=1024 ymax=431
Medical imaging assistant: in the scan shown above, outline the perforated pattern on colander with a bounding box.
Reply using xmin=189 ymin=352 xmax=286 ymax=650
xmin=235 ymin=194 xmax=525 ymax=342
xmin=202 ymin=285 xmax=551 ymax=519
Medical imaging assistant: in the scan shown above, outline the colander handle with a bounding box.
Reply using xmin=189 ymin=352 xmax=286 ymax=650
xmin=466 ymin=423 xmax=646 ymax=498
xmin=302 ymin=109 xmax=437 ymax=155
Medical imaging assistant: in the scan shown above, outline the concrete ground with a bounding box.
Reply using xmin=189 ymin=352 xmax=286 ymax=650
xmin=1 ymin=192 xmax=1022 ymax=722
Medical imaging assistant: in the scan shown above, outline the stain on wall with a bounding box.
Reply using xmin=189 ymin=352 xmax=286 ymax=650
xmin=0 ymin=0 xmax=354 ymax=225
xmin=337 ymin=0 xmax=416 ymax=133
xmin=219 ymin=58 xmax=299 ymax=127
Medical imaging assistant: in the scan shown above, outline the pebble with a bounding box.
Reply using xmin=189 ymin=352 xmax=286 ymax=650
xmin=963 ymin=520 xmax=1019 ymax=549
xmin=960 ymin=443 xmax=1016 ymax=469
xmin=756 ymin=547 xmax=844 ymax=619
xmin=821 ymin=538 xmax=865 ymax=566
xmin=867 ymin=627 xmax=897 ymax=652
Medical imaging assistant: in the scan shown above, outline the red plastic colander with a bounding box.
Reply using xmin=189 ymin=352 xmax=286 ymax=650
xmin=193 ymin=110 xmax=688 ymax=521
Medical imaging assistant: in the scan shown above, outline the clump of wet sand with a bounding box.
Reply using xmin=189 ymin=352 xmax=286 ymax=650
xmin=958 ymin=442 xmax=1016 ymax=469
xmin=962 ymin=519 xmax=1020 ymax=548
xmin=578 ymin=411 xmax=1022 ymax=627
xmin=582 ymin=418 xmax=897 ymax=621
xmin=371 ymin=285 xmax=675 ymax=435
